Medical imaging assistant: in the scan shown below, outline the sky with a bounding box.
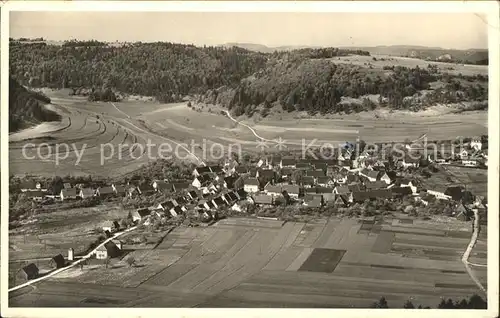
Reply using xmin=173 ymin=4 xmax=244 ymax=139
xmin=10 ymin=12 xmax=489 ymax=50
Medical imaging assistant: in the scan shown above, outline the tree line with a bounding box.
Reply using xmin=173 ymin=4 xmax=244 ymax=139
xmin=371 ymin=294 xmax=486 ymax=309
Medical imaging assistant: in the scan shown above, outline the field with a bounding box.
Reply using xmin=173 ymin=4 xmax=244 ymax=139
xmin=9 ymin=215 xmax=487 ymax=308
xmin=9 ymin=86 xmax=488 ymax=177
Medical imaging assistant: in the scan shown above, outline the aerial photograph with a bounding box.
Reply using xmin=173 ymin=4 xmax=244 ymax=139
xmin=5 ymin=7 xmax=492 ymax=310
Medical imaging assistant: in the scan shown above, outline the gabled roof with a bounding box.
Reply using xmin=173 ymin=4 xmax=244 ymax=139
xmin=316 ymin=176 xmax=331 ymax=184
xmin=265 ymin=184 xmax=282 ymax=193
xmin=296 ymin=163 xmax=313 ymax=169
xmin=138 ymin=184 xmax=155 ymax=192
xmin=175 ymin=196 xmax=188 ymax=205
xmin=236 ymin=166 xmax=249 ymax=173
xmin=51 ymin=254 xmax=65 ymax=266
xmin=136 ymin=208 xmax=151 ymax=217
xmin=390 ymin=187 xmax=413 ymax=196
xmin=159 ymin=201 xmax=175 ymax=210
xmin=173 ymin=182 xmax=190 ymax=191
xmin=244 ymin=178 xmax=260 ymax=186
xmin=213 ymin=197 xmax=226 ymax=206
xmin=305 ymin=187 xmax=318 ymax=193
xmin=305 ymin=198 xmax=322 ymax=208
xmin=61 ymin=188 xmax=77 ymax=196
xmin=97 ymin=186 xmax=115 ymax=195
xmin=194 ymin=166 xmax=211 ymax=174
xmin=235 ymin=189 xmax=247 ymax=199
xmin=316 ymin=187 xmax=334 ymax=194
xmin=113 ymin=185 xmax=126 ymax=194
xmin=348 ymin=184 xmax=362 ymax=192
xmin=154 ymin=180 xmax=171 ymax=190
xmin=335 ymin=186 xmax=350 ymax=194
xmin=20 ymin=181 xmax=37 ymax=189
xmin=80 ymin=188 xmax=95 ymax=196
xmin=445 ymin=186 xmax=465 ymax=201
xmin=306 ymin=169 xmax=326 ymax=177
xmin=364 ymin=181 xmax=387 ymax=190
xmin=170 ymin=206 xmax=184 ymax=214
xmin=258 ymin=169 xmax=275 ymax=177
xmin=302 ymin=176 xmax=315 ymax=185
xmin=195 ymin=174 xmax=212 ymax=184
xmin=25 ymin=190 xmax=45 ymax=198
xmin=281 ymin=158 xmax=297 ymax=166
xmin=22 ymin=263 xmax=39 ymax=276
xmin=188 ymin=190 xmax=199 ymax=199
xmin=282 ymin=184 xmax=300 ymax=194
xmin=209 ymin=166 xmax=223 ymax=173
xmin=352 ymin=189 xmax=392 ymax=202
xmin=253 ymin=195 xmax=273 ymax=205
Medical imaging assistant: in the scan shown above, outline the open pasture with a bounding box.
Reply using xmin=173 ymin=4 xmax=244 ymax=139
xmin=10 ymin=215 xmax=486 ymax=308
xmin=333 ymin=54 xmax=488 ymax=77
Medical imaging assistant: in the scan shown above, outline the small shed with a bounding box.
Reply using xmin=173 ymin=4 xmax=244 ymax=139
xmin=50 ymin=254 xmax=66 ymax=269
xmin=19 ymin=263 xmax=39 ymax=280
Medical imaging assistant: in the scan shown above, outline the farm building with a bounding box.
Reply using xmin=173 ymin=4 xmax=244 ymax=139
xmin=20 ymin=181 xmax=44 ymax=192
xmin=111 ymin=240 xmax=123 ymax=250
xmin=264 ymin=183 xmax=282 ymax=197
xmin=391 ymin=187 xmax=413 ymax=198
xmin=96 ymin=186 xmax=115 ymax=197
xmin=364 ymin=181 xmax=388 ymax=190
xmin=169 ymin=206 xmax=186 ymax=217
xmin=282 ymin=184 xmax=300 ymax=198
xmin=137 ymin=184 xmax=155 ymax=196
xmin=25 ymin=190 xmax=45 ymax=202
xmin=252 ymin=195 xmax=274 ymax=207
xmin=244 ymin=178 xmax=260 ymax=193
xmin=50 ymin=254 xmax=66 ymax=269
xmin=445 ymin=186 xmax=466 ymax=201
xmin=131 ymin=208 xmax=151 ymax=222
xmin=192 ymin=166 xmax=211 ymax=177
xmin=352 ymin=189 xmax=392 ymax=203
xmin=60 ymin=188 xmax=78 ymax=201
xmin=455 ymin=204 xmax=474 ymax=221
xmin=102 ymin=220 xmax=120 ymax=233
xmin=95 ymin=241 xmax=121 ymax=260
xmin=79 ymin=188 xmax=95 ymax=199
xmin=18 ymin=263 xmax=39 ymax=281
xmin=113 ymin=184 xmax=127 ymax=196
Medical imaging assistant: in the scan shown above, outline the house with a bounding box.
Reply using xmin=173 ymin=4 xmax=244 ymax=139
xmin=79 ymin=188 xmax=95 ymax=199
xmin=379 ymin=172 xmax=391 ymax=184
xmin=25 ymin=190 xmax=45 ymax=202
xmin=458 ymin=149 xmax=470 ymax=160
xmin=212 ymin=197 xmax=227 ymax=209
xmin=455 ymin=203 xmax=473 ymax=221
xmin=152 ymin=180 xmax=173 ymax=192
xmin=60 ymin=188 xmax=78 ymax=201
xmin=192 ymin=166 xmax=211 ymax=177
xmin=127 ymin=186 xmax=139 ymax=198
xmin=187 ymin=190 xmax=200 ymax=201
xmin=192 ymin=174 xmax=212 ymax=189
xmin=280 ymin=168 xmax=294 ymax=179
xmin=102 ymin=220 xmax=119 ymax=233
xmin=209 ymin=165 xmax=223 ymax=174
xmin=470 ymin=137 xmax=482 ymax=151
xmin=462 ymin=159 xmax=479 ymax=167
xmin=231 ymin=202 xmax=244 ymax=212
xmin=169 ymin=206 xmax=186 ymax=217
xmin=49 ymin=254 xmax=66 ymax=269
xmin=132 ymin=208 xmax=151 ymax=222
xmin=348 ymin=183 xmax=363 ymax=193
xmin=317 ymin=177 xmax=334 ymax=187
xmin=20 ymin=181 xmax=44 ymax=192
xmin=235 ymin=189 xmax=247 ymax=200
xmin=313 ymin=162 xmax=328 ymax=172
xmin=236 ymin=166 xmax=249 ymax=174
xmin=173 ymin=182 xmax=191 ymax=192
xmin=333 ymin=194 xmax=349 ymax=207
xmin=19 ymin=263 xmax=39 ymax=280
xmin=303 ymin=197 xmax=323 ymax=208
xmin=306 ymin=169 xmax=326 ymax=178
xmin=157 ymin=201 xmax=176 ymax=211
xmin=334 ymin=185 xmax=350 ymax=195
xmin=282 ymin=185 xmax=300 ymax=199
xmin=223 ymin=176 xmax=238 ymax=189
xmin=400 ymin=155 xmax=420 ymax=168
xmin=426 ymin=185 xmax=452 ymax=200
xmin=296 ymin=162 xmax=313 ymax=170
xmin=95 ymin=241 xmax=121 ymax=260
xmin=316 ymin=187 xmax=335 ymax=202
xmin=223 ymin=192 xmax=239 ymax=204
xmin=174 ymin=196 xmax=188 ymax=206
xmin=111 ymin=240 xmax=123 ymax=250
xmin=359 ymin=169 xmax=379 ymax=182
xmin=280 ymin=158 xmax=297 ymax=168
xmin=391 ymin=187 xmax=413 ymax=198
xmin=244 ymin=178 xmax=260 ymax=193
xmin=96 ymin=186 xmax=115 ymax=197
xmin=112 ymin=184 xmax=127 ymax=196
xmin=252 ymin=195 xmax=274 ymax=206
xmin=197 ymin=200 xmax=212 ymax=211
xmin=352 ymin=189 xmax=392 ymax=203
xmin=264 ymin=183 xmax=283 ymax=196
xmin=399 ymin=179 xmax=418 ymax=194
xmin=137 ymin=184 xmax=155 ymax=196
xmin=256 ymin=169 xmax=276 ymax=181
xmin=301 ymin=176 xmax=315 ymax=188
xmin=364 ymin=181 xmax=388 ymax=190
xmin=445 ymin=186 xmax=465 ymax=201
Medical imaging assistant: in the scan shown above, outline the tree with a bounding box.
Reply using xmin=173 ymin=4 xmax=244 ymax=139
xmin=371 ymin=297 xmax=389 ymax=308
xmin=104 ymin=256 xmax=110 ymax=269
xmin=403 ymin=300 xmax=415 ymax=309
xmin=126 ymin=256 xmax=136 ymax=267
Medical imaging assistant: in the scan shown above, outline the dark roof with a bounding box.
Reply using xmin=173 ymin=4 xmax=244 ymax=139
xmin=353 ymin=189 xmax=392 ymax=202
xmin=391 ymin=187 xmax=413 ymax=196
xmin=20 ymin=181 xmax=37 ymax=189
xmin=258 ymin=169 xmax=275 ymax=177
xmin=195 ymin=174 xmax=212 ymax=184
xmin=213 ymin=197 xmax=226 ymax=206
xmin=224 ymin=176 xmax=237 ymax=187
xmin=188 ymin=190 xmax=199 ymax=199
xmin=80 ymin=188 xmax=95 ymax=196
xmin=138 ymin=184 xmax=155 ymax=192
xmin=282 ymin=184 xmax=300 ymax=194
xmin=209 ymin=166 xmax=223 ymax=173
xmin=348 ymin=184 xmax=362 ymax=192
xmin=159 ymin=201 xmax=175 ymax=210
xmin=445 ymin=186 xmax=465 ymax=201
xmin=173 ymin=182 xmax=190 ymax=191
xmin=316 ymin=187 xmax=334 ymax=194
xmin=171 ymin=206 xmax=184 ymax=214
xmin=335 ymin=186 xmax=350 ymax=194
xmin=296 ymin=163 xmax=313 ymax=169
xmin=175 ymin=196 xmax=188 ymax=204
xmin=253 ymin=195 xmax=273 ymax=205
xmin=306 ymin=170 xmax=326 ymax=177
xmin=98 ymin=186 xmax=115 ymax=195
xmin=305 ymin=199 xmax=322 ymax=208
xmin=281 ymin=158 xmax=297 ymax=166
xmin=245 ymin=178 xmax=260 ymax=186
xmin=51 ymin=254 xmax=65 ymax=267
xmin=305 ymin=187 xmax=318 ymax=193
xmin=61 ymin=188 xmax=77 ymax=196
xmin=302 ymin=176 xmax=315 ymax=185
xmin=154 ymin=180 xmax=172 ymax=191
xmin=137 ymin=208 xmax=151 ymax=217
xmin=265 ymin=184 xmax=282 ymax=193
xmin=317 ymin=177 xmax=331 ymax=184
xmin=235 ymin=189 xmax=247 ymax=199
xmin=225 ymin=192 xmax=239 ymax=202
xmin=25 ymin=190 xmax=45 ymax=198
xmin=236 ymin=166 xmax=249 ymax=173
xmin=364 ymin=181 xmax=387 ymax=190
xmin=22 ymin=263 xmax=39 ymax=276
xmin=280 ymin=168 xmax=294 ymax=176
xmin=361 ymin=169 xmax=379 ymax=179
xmin=194 ymin=166 xmax=211 ymax=174
xmin=313 ymin=163 xmax=328 ymax=170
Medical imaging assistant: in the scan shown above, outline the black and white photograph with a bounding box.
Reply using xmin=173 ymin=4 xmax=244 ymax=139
xmin=1 ymin=1 xmax=498 ymax=316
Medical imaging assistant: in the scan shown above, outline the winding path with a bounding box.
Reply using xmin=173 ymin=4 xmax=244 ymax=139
xmin=223 ymin=110 xmax=277 ymax=143
xmin=461 ymin=209 xmax=487 ymax=295
xmin=8 ymin=226 xmax=138 ymax=293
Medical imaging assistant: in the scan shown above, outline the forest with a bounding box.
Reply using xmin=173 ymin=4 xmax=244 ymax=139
xmin=9 ymin=77 xmax=59 ymax=132
xmin=10 ymin=40 xmax=488 ymax=119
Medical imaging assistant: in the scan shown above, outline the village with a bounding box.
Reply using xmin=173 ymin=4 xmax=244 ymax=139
xmin=13 ymin=135 xmax=488 ymax=282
